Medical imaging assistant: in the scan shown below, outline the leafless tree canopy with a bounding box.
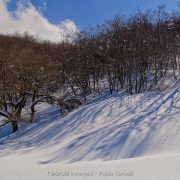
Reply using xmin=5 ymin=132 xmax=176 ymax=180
xmin=1 ymin=7 xmax=180 ymax=132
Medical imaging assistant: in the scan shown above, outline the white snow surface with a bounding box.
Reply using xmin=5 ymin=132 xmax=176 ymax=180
xmin=0 ymin=80 xmax=180 ymax=180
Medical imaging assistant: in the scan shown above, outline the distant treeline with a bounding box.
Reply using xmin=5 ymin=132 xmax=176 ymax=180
xmin=0 ymin=6 xmax=180 ymax=131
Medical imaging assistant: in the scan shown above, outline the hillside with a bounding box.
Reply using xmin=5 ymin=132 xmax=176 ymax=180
xmin=0 ymin=80 xmax=180 ymax=179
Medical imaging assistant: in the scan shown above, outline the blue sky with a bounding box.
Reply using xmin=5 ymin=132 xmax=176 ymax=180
xmin=8 ymin=0 xmax=179 ymax=29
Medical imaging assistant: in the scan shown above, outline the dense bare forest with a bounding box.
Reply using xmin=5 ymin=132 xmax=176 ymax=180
xmin=0 ymin=7 xmax=180 ymax=132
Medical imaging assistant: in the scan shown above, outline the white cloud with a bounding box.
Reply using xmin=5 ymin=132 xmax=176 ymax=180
xmin=0 ymin=0 xmax=78 ymax=42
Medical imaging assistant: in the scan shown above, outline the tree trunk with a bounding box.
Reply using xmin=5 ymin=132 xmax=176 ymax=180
xmin=12 ymin=120 xmax=18 ymax=133
xmin=30 ymin=105 xmax=36 ymax=123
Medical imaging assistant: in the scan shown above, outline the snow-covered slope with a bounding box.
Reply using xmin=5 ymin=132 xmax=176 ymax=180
xmin=0 ymin=81 xmax=180 ymax=180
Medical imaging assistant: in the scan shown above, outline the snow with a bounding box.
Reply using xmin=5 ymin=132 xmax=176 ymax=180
xmin=0 ymin=81 xmax=180 ymax=179
xmin=1 ymin=153 xmax=180 ymax=180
